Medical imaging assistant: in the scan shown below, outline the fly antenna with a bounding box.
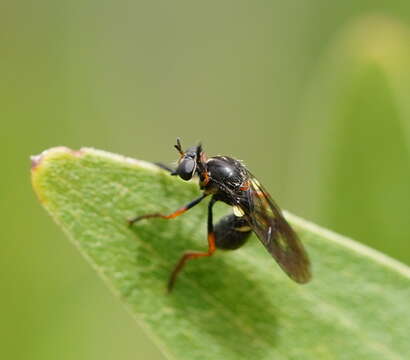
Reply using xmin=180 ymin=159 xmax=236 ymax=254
xmin=174 ymin=137 xmax=184 ymax=155
xmin=196 ymin=142 xmax=202 ymax=157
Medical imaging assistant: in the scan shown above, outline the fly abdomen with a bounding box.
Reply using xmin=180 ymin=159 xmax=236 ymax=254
xmin=214 ymin=214 xmax=252 ymax=250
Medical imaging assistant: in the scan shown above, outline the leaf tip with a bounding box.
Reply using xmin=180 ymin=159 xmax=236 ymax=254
xmin=30 ymin=154 xmax=42 ymax=170
xmin=31 ymin=146 xmax=79 ymax=171
xmin=30 ymin=146 xmax=85 ymax=204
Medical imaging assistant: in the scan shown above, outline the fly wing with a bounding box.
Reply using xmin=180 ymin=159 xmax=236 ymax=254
xmin=242 ymin=174 xmax=311 ymax=283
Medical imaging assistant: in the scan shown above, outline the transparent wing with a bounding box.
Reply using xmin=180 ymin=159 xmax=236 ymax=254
xmin=242 ymin=174 xmax=311 ymax=283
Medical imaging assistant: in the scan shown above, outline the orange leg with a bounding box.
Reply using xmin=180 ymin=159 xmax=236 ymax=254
xmin=128 ymin=194 xmax=207 ymax=226
xmin=168 ymin=197 xmax=217 ymax=291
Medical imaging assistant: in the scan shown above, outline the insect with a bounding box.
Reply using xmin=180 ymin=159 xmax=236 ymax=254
xmin=129 ymin=138 xmax=311 ymax=291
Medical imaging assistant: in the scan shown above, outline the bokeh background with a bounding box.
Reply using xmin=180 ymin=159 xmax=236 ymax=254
xmin=1 ymin=1 xmax=410 ymax=359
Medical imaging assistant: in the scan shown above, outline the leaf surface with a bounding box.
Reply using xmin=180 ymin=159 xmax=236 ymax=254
xmin=31 ymin=147 xmax=410 ymax=360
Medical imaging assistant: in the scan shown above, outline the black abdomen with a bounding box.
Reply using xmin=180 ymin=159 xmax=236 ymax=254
xmin=214 ymin=214 xmax=252 ymax=250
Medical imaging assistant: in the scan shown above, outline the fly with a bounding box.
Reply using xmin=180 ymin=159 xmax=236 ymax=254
xmin=129 ymin=138 xmax=311 ymax=291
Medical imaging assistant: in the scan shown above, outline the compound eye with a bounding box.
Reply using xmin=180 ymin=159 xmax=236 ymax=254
xmin=177 ymin=158 xmax=196 ymax=180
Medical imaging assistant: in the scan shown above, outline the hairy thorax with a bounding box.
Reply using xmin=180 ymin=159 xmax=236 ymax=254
xmin=200 ymin=156 xmax=249 ymax=206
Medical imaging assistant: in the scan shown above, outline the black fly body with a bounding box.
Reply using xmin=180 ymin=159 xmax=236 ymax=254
xmin=129 ymin=138 xmax=311 ymax=291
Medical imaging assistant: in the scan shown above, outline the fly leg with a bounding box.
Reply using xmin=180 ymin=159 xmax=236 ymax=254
xmin=167 ymin=196 xmax=217 ymax=291
xmin=154 ymin=162 xmax=176 ymax=174
xmin=128 ymin=193 xmax=207 ymax=226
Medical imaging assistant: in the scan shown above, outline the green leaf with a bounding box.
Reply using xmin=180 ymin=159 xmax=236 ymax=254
xmin=31 ymin=147 xmax=410 ymax=360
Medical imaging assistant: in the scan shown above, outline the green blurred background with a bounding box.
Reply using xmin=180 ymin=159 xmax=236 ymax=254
xmin=1 ymin=1 xmax=410 ymax=359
